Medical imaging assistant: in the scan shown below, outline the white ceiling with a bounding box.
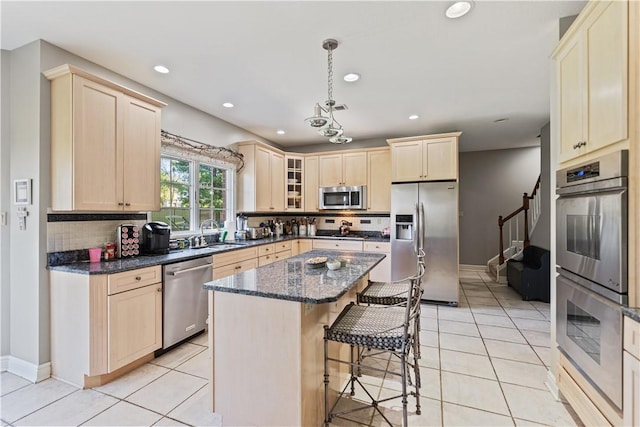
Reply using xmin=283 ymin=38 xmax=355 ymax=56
xmin=1 ymin=1 xmax=586 ymax=151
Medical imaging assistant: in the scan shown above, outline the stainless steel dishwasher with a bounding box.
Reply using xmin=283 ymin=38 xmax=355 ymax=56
xmin=162 ymin=257 xmax=212 ymax=350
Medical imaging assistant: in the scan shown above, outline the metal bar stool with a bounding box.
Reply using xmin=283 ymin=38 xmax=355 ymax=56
xmin=323 ymin=262 xmax=425 ymax=426
xmin=358 ymin=252 xmax=426 ymax=362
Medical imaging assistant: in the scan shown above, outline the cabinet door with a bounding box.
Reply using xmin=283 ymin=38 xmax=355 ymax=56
xmin=270 ymin=152 xmax=285 ymax=211
xmin=368 ymin=150 xmax=391 ymax=211
xmin=285 ymin=156 xmax=304 ymax=211
xmin=558 ymin=36 xmax=586 ymax=162
xmin=304 ymin=156 xmax=319 ymax=212
xmin=108 ymin=283 xmax=162 ymax=372
xmin=623 ymin=351 xmax=640 ymax=427
xmin=72 ymin=76 xmax=122 ymax=210
xmin=122 ymin=95 xmax=161 ymax=211
xmin=424 ymin=137 xmax=457 ymax=180
xmin=342 ymin=152 xmax=367 ymax=186
xmin=319 ymin=154 xmax=343 ymax=187
xmin=255 ymin=146 xmax=272 ymax=211
xmin=586 ymin=0 xmax=628 ymax=151
xmin=391 ymin=140 xmax=423 ymax=182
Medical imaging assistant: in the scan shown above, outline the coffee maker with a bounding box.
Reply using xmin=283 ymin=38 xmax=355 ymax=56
xmin=141 ymin=222 xmax=171 ymax=254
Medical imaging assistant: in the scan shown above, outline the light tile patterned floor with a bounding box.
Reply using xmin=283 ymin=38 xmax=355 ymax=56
xmin=0 ymin=271 xmax=581 ymax=426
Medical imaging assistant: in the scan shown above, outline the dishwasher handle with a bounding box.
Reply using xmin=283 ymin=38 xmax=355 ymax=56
xmin=167 ymin=263 xmax=212 ymax=276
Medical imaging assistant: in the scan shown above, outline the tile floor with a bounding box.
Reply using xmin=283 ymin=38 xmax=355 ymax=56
xmin=0 ymin=271 xmax=581 ymax=426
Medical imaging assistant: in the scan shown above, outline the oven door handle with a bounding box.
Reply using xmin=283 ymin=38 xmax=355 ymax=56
xmin=167 ymin=263 xmax=213 ymax=276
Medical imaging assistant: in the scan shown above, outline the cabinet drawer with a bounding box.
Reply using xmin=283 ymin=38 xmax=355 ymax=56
xmin=108 ymin=266 xmax=161 ymax=295
xmin=213 ymin=246 xmax=258 ymax=268
xmin=275 ymin=241 xmax=292 ymax=253
xmin=312 ymin=240 xmax=363 ymax=252
xmin=213 ymin=258 xmax=258 ymax=280
xmin=363 ymin=242 xmax=390 ymax=253
xmin=258 ymin=244 xmax=276 ymax=257
xmin=624 ymin=317 xmax=640 ymax=359
xmin=258 ymin=250 xmax=292 ymax=267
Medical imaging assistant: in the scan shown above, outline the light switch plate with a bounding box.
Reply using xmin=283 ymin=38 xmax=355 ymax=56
xmin=0 ymin=211 xmax=6 ymax=225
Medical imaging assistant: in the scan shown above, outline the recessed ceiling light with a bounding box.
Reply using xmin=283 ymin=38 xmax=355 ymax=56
xmin=493 ymin=117 xmax=509 ymax=123
xmin=409 ymin=115 xmax=419 ymax=120
xmin=277 ymin=130 xmax=286 ymax=135
xmin=222 ymin=102 xmax=234 ymax=108
xmin=445 ymin=1 xmax=473 ymax=19
xmin=154 ymin=65 xmax=170 ymax=74
xmin=343 ymin=73 xmax=360 ymax=82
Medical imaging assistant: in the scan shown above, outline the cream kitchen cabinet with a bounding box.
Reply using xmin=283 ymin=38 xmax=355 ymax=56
xmin=50 ymin=265 xmax=163 ymax=388
xmin=236 ymin=141 xmax=285 ymax=212
xmin=388 ymin=132 xmax=460 ymax=182
xmin=258 ymin=241 xmax=293 ymax=266
xmin=44 ymin=64 xmax=165 ymax=212
xmin=212 ymin=246 xmax=259 ymax=279
xmin=312 ymin=239 xmax=364 ymax=252
xmin=291 ymin=239 xmax=313 ymax=256
xmin=318 ymin=152 xmax=367 ymax=187
xmin=363 ymin=241 xmax=391 ymax=282
xmin=304 ymin=156 xmax=319 ymax=212
xmin=367 ymin=149 xmax=391 ymax=212
xmin=285 ymin=155 xmax=304 ymax=211
xmin=624 ymin=316 xmax=640 ymax=427
xmin=553 ymin=0 xmax=629 ymax=163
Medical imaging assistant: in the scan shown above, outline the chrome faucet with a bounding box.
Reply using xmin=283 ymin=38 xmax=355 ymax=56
xmin=200 ymin=219 xmax=220 ymax=235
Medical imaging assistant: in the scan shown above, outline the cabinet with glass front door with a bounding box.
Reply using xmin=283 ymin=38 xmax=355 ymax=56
xmin=286 ymin=155 xmax=304 ymax=211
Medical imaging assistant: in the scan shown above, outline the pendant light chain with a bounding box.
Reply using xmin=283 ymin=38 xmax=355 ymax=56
xmin=327 ymin=45 xmax=334 ymax=104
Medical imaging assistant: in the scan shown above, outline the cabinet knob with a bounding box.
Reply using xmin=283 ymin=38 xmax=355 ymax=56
xmin=157 ymin=287 xmax=162 ymax=292
xmin=118 ymin=202 xmax=124 ymax=206
xmin=235 ymin=265 xmax=242 ymax=270
xmin=125 ymin=202 xmax=131 ymax=207
xmin=135 ymin=276 xmax=141 ymax=281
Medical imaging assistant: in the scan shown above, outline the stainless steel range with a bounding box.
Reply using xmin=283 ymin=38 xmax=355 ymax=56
xmin=555 ymin=150 xmax=628 ymax=410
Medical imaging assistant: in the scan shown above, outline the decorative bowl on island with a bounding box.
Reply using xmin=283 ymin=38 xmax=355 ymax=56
xmin=305 ymin=256 xmax=327 ymax=269
xmin=326 ymin=260 xmax=341 ymax=270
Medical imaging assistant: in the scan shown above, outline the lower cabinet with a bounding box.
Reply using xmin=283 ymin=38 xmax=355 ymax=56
xmin=363 ymin=241 xmax=391 ymax=282
xmin=624 ymin=316 xmax=640 ymax=426
xmin=108 ymin=282 xmax=162 ymax=371
xmin=292 ymin=239 xmax=313 ymax=256
xmin=312 ymin=239 xmax=364 ymax=252
xmin=213 ymin=246 xmax=259 ymax=279
xmin=50 ymin=265 xmax=163 ymax=388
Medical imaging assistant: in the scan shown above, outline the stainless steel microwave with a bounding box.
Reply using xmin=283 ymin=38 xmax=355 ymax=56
xmin=319 ymin=186 xmax=367 ymax=210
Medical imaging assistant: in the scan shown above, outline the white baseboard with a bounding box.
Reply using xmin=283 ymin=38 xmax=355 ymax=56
xmin=545 ymin=368 xmax=563 ymax=401
xmin=7 ymin=356 xmax=51 ymax=383
xmin=0 ymin=355 xmax=9 ymax=371
xmin=459 ymin=264 xmax=485 ymax=271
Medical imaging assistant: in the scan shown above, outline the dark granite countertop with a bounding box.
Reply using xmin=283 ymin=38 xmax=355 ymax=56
xmin=622 ymin=306 xmax=640 ymax=323
xmin=47 ymin=234 xmax=390 ymax=275
xmin=203 ymin=250 xmax=385 ymax=304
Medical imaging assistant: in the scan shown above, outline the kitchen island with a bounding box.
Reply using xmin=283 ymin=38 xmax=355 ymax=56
xmin=203 ymin=250 xmax=385 ymax=426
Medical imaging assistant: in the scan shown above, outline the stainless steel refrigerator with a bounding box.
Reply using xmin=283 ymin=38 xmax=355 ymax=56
xmin=391 ymin=181 xmax=459 ymax=305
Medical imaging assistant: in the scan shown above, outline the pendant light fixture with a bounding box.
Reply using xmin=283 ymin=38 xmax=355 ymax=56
xmin=305 ymin=38 xmax=352 ymax=144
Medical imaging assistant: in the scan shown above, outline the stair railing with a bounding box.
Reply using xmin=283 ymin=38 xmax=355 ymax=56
xmin=498 ymin=176 xmax=541 ymax=264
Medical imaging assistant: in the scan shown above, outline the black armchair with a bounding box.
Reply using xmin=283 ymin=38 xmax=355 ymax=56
xmin=506 ymin=245 xmax=550 ymax=303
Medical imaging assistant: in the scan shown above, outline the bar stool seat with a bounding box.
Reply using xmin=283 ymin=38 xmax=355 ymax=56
xmin=358 ymin=281 xmax=410 ymax=306
xmin=325 ymin=304 xmax=408 ymax=350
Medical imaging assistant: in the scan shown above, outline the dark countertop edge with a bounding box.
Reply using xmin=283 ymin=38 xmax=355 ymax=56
xmin=622 ymin=306 xmax=640 ymax=323
xmin=47 ymin=235 xmax=390 ymax=275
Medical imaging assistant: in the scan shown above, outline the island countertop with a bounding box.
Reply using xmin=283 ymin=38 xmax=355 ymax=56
xmin=203 ymin=249 xmax=385 ymax=304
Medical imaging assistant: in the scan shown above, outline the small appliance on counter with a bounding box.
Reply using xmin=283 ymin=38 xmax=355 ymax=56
xmin=116 ymin=224 xmax=140 ymax=258
xmin=246 ymin=227 xmax=266 ymax=240
xmin=141 ymin=221 xmax=171 ymax=255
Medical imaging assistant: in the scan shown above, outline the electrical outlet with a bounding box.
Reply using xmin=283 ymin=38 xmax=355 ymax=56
xmin=0 ymin=211 xmax=6 ymax=225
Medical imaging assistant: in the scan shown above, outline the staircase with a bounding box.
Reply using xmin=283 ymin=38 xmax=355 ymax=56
xmin=486 ymin=176 xmax=541 ymax=283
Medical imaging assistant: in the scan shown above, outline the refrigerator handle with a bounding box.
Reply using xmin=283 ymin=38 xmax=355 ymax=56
xmin=413 ymin=203 xmax=420 ymax=256
xmin=419 ymin=202 xmax=426 ymax=256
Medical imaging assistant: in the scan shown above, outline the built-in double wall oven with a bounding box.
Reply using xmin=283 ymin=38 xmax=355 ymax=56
xmin=555 ymin=150 xmax=628 ymax=410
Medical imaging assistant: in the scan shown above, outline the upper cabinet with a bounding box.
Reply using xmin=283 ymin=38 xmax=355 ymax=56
xmin=388 ymin=132 xmax=460 ymax=182
xmin=236 ymin=141 xmax=285 ymax=212
xmin=44 ymin=64 xmax=165 ymax=212
xmin=553 ymin=0 xmax=628 ymax=163
xmin=304 ymin=156 xmax=319 ymax=212
xmin=367 ymin=149 xmax=391 ymax=212
xmin=318 ymin=152 xmax=367 ymax=187
xmin=285 ymin=155 xmax=304 ymax=211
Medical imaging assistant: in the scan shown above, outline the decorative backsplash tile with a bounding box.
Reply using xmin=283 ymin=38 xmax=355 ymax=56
xmin=47 ymin=220 xmax=146 ymax=252
xmin=246 ymin=215 xmax=390 ymax=233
